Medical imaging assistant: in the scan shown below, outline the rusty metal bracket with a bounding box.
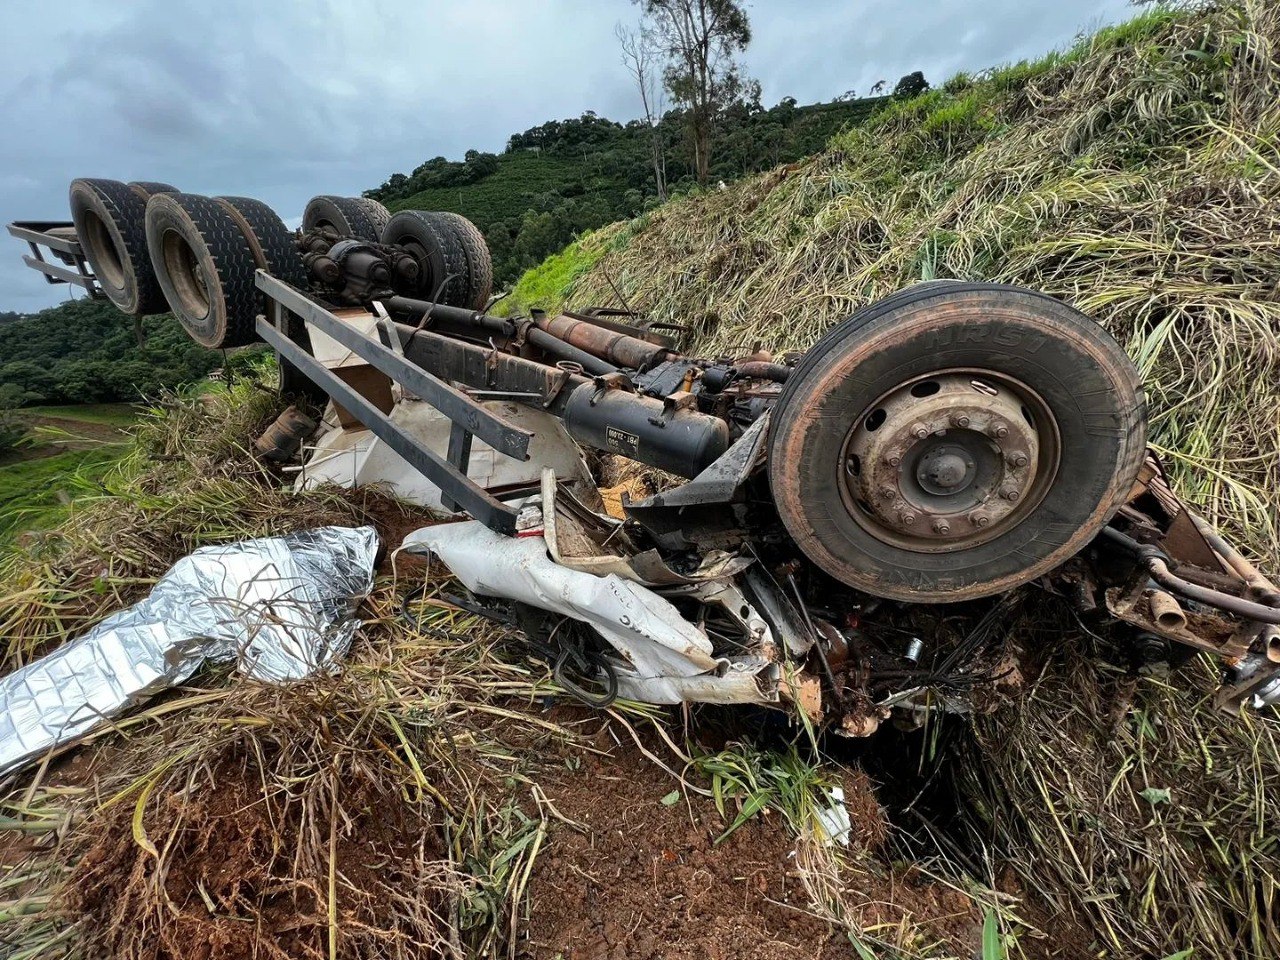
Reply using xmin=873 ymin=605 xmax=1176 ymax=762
xmin=589 ymin=372 xmax=636 ymax=406
xmin=648 ymin=390 xmax=696 ymax=428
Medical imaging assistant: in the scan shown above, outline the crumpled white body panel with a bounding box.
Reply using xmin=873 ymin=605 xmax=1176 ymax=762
xmin=403 ymin=521 xmax=777 ymax=705
xmin=0 ymin=525 xmax=379 ymax=776
xmin=298 ymin=399 xmax=592 ymax=510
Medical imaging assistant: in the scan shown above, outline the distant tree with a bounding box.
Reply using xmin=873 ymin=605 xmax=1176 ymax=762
xmin=616 ymin=21 xmax=669 ymax=200
xmin=835 ymin=88 xmax=858 ymax=102
xmin=466 ymin=151 xmax=499 ymax=178
xmin=870 ymin=79 xmax=888 ymax=96
xmin=635 ymin=0 xmax=756 ymax=185
xmin=893 ymin=71 xmax=930 ymax=100
xmin=0 ymin=408 xmax=27 ymax=456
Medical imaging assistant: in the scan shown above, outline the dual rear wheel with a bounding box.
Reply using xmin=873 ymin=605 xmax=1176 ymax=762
xmin=71 ymin=179 xmax=491 ymax=349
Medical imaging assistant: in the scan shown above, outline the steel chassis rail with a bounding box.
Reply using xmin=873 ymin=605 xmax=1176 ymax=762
xmin=6 ymin=221 xmax=100 ymax=295
xmin=255 ymin=272 xmax=529 ymax=535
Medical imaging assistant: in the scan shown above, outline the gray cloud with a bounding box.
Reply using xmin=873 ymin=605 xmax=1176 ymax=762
xmin=0 ymin=0 xmax=1130 ymax=312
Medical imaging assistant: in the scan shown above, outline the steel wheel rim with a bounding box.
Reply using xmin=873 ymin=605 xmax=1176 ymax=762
xmin=161 ymin=228 xmax=210 ymax=320
xmin=838 ymin=368 xmax=1062 ymax=554
xmin=82 ymin=210 xmax=125 ymax=290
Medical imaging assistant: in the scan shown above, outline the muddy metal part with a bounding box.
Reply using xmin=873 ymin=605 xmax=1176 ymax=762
xmin=254 ymin=406 xmax=317 ymax=463
xmin=11 ymin=198 xmax=1280 ymax=726
xmin=844 ymin=371 xmax=1054 ymax=550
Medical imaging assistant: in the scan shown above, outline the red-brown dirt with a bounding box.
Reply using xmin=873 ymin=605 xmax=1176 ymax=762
xmin=66 ymin=756 xmax=452 ymax=960
xmin=521 ymin=724 xmax=983 ymax=959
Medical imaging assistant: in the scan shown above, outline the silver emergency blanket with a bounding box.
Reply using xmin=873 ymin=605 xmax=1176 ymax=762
xmin=0 ymin=525 xmax=379 ymax=776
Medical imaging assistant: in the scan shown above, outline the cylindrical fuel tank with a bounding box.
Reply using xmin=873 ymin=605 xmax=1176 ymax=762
xmin=561 ymin=384 xmax=729 ymax=478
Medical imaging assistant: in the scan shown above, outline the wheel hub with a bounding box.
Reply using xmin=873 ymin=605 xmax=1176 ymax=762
xmin=841 ymin=371 xmax=1059 ymax=552
xmin=916 ymin=447 xmax=973 ymax=494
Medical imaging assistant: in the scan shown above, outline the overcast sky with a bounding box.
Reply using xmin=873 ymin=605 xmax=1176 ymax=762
xmin=0 ymin=0 xmax=1133 ymax=313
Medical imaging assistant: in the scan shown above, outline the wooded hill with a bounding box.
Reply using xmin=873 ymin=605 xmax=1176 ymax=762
xmin=0 ymin=299 xmax=221 ymax=409
xmin=368 ymin=95 xmax=886 ymax=288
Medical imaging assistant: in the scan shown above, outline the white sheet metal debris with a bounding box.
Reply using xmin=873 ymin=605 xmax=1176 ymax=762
xmin=0 ymin=526 xmax=378 ymax=777
xmin=814 ymin=786 xmax=853 ymax=847
xmin=402 ymin=520 xmax=779 ymax=706
xmin=297 ymin=397 xmax=593 ymax=510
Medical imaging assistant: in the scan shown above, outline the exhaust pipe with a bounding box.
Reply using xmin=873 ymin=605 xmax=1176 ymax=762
xmin=1148 ymin=590 xmax=1187 ymax=632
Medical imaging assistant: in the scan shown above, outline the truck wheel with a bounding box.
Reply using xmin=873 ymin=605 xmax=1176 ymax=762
xmin=128 ymin=181 xmax=180 ymax=201
xmin=144 ymin=193 xmax=259 ymax=349
xmin=302 ymin=195 xmax=380 ymax=242
xmin=354 ymin=197 xmax=392 ymax=238
xmin=381 ymin=210 xmax=470 ymax=307
xmin=214 ymin=196 xmax=308 ymax=289
xmin=69 ymin=178 xmax=169 ymax=315
xmin=435 ymin=212 xmax=493 ymax=309
xmin=767 ymin=282 xmax=1147 ymax=603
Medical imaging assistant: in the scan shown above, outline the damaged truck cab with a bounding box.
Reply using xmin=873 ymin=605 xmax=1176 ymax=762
xmin=10 ymin=179 xmax=1280 ymax=734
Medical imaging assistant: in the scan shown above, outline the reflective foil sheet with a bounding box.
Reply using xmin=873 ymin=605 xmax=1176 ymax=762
xmin=0 ymin=525 xmax=379 ymax=776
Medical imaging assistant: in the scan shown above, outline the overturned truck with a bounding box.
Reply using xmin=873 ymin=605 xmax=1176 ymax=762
xmin=11 ymin=179 xmax=1280 ymax=733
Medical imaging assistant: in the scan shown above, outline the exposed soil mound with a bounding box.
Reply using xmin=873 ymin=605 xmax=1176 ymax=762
xmin=69 ymin=757 xmax=453 ymax=960
xmin=524 ymin=729 xmax=980 ymax=960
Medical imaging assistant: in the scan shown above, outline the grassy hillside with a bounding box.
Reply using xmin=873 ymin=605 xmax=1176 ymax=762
xmin=0 ymin=403 xmax=139 ymax=541
xmin=0 ymin=447 xmax=121 ymax=540
xmin=370 ymin=97 xmax=887 ymax=286
xmin=525 ymin=2 xmax=1280 ymax=566
xmin=505 ymin=6 xmax=1280 ymax=954
xmin=388 ymin=150 xmax=593 ymax=224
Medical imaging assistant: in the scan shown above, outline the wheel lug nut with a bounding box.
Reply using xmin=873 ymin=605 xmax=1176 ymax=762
xmin=951 ymin=414 xmax=970 ymax=428
xmin=879 ymin=484 xmax=896 ymax=500
xmin=1000 ymin=487 xmax=1021 ymax=501
xmin=1008 ymin=452 xmax=1029 ymax=468
xmin=900 ymin=512 xmax=918 ymax=526
xmin=911 ymin=423 xmax=929 ymax=439
xmin=990 ymin=421 xmax=1009 ymax=439
xmin=932 ymin=519 xmax=951 ymax=535
xmin=968 ymin=511 xmax=990 ymax=528
xmin=885 ymin=454 xmax=901 ymax=467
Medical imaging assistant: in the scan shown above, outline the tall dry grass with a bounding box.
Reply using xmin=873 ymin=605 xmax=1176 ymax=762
xmin=569 ymin=0 xmax=1280 ymax=566
xmin=556 ymin=3 xmax=1280 ymax=955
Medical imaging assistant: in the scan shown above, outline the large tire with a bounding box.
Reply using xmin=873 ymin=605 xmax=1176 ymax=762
xmin=69 ymin=178 xmax=168 ymax=315
xmin=128 ymin=181 xmax=180 ymax=202
xmin=302 ymin=195 xmax=380 ymax=242
xmin=214 ymin=196 xmax=308 ymax=288
xmin=144 ymin=193 xmax=259 ymax=349
xmin=435 ymin=212 xmax=493 ymax=309
xmin=380 ymin=210 xmax=470 ymax=307
xmin=354 ymin=197 xmax=392 ymax=239
xmin=767 ymin=282 xmax=1147 ymax=603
